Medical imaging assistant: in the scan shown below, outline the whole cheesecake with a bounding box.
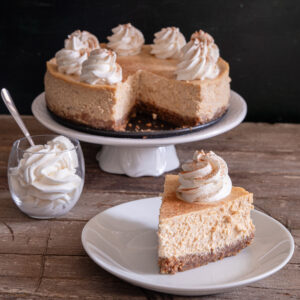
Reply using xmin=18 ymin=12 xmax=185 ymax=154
xmin=44 ymin=26 xmax=231 ymax=131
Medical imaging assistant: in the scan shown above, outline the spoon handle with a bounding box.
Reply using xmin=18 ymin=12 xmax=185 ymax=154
xmin=1 ymin=88 xmax=35 ymax=147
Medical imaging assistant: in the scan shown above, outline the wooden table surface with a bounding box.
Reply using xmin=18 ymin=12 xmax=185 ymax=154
xmin=0 ymin=116 xmax=299 ymax=299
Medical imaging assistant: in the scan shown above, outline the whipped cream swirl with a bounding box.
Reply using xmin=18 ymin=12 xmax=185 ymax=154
xmin=55 ymin=49 xmax=87 ymax=75
xmin=107 ymin=23 xmax=145 ymax=56
xmin=80 ymin=48 xmax=122 ymax=85
xmin=64 ymin=30 xmax=99 ymax=54
xmin=55 ymin=29 xmax=99 ymax=75
xmin=151 ymin=27 xmax=186 ymax=59
xmin=177 ymin=150 xmax=232 ymax=203
xmin=9 ymin=136 xmax=83 ymax=217
xmin=175 ymin=30 xmax=220 ymax=81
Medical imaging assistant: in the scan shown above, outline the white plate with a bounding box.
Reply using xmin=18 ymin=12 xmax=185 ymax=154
xmin=81 ymin=197 xmax=294 ymax=296
xmin=32 ymin=90 xmax=246 ymax=147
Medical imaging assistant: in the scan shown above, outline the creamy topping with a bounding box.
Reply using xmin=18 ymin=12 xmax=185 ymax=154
xmin=55 ymin=29 xmax=99 ymax=75
xmin=55 ymin=49 xmax=87 ymax=75
xmin=177 ymin=150 xmax=232 ymax=203
xmin=191 ymin=29 xmax=215 ymax=43
xmin=175 ymin=30 xmax=220 ymax=81
xmin=107 ymin=23 xmax=145 ymax=56
xmin=151 ymin=27 xmax=186 ymax=59
xmin=64 ymin=30 xmax=99 ymax=54
xmin=9 ymin=136 xmax=83 ymax=217
xmin=80 ymin=48 xmax=122 ymax=85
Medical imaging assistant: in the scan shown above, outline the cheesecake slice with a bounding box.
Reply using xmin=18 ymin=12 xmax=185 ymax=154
xmin=158 ymin=160 xmax=255 ymax=274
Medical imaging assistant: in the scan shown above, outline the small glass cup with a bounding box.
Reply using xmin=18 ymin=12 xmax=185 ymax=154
xmin=7 ymin=135 xmax=85 ymax=219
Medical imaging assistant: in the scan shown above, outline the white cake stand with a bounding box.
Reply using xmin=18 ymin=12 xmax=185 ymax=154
xmin=32 ymin=91 xmax=247 ymax=177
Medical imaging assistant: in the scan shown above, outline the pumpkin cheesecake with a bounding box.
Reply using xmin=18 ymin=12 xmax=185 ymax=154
xmin=158 ymin=151 xmax=255 ymax=274
xmin=44 ymin=25 xmax=231 ymax=131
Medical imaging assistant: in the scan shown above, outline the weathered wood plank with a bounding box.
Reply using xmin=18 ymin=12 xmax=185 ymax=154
xmin=1 ymin=117 xmax=299 ymax=152
xmin=0 ymin=278 xmax=40 ymax=296
xmin=42 ymin=256 xmax=299 ymax=290
xmin=3 ymin=144 xmax=299 ymax=176
xmin=0 ymin=211 xmax=298 ymax=261
xmin=254 ymin=198 xmax=300 ymax=229
xmin=37 ymin=278 xmax=146 ymax=299
xmin=0 ymin=196 xmax=298 ymax=258
xmin=0 ymin=190 xmax=156 ymax=221
xmin=1 ymin=169 xmax=300 ymax=202
xmin=0 ymin=254 xmax=41 ymax=296
xmin=47 ymin=221 xmax=85 ymax=256
xmin=0 ymin=219 xmax=50 ymax=255
xmin=0 ymin=254 xmax=297 ymax=299
xmin=291 ymin=229 xmax=300 ymax=264
xmin=0 ymin=254 xmax=41 ymax=277
xmin=175 ymin=287 xmax=300 ymax=300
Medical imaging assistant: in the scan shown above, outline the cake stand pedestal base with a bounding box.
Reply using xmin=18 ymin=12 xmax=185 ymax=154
xmin=96 ymin=145 xmax=180 ymax=177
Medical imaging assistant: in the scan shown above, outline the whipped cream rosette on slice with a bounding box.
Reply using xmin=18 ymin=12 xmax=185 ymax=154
xmin=151 ymin=27 xmax=186 ymax=59
xmin=107 ymin=23 xmax=145 ymax=56
xmin=177 ymin=150 xmax=232 ymax=203
xmin=175 ymin=29 xmax=220 ymax=81
xmin=80 ymin=48 xmax=122 ymax=85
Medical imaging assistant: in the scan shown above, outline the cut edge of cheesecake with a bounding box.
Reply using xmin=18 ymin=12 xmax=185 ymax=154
xmin=158 ymin=174 xmax=255 ymax=274
xmin=158 ymin=232 xmax=254 ymax=274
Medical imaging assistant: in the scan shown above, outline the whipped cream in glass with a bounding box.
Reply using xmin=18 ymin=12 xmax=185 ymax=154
xmin=80 ymin=48 xmax=122 ymax=85
xmin=151 ymin=27 xmax=186 ymax=59
xmin=107 ymin=23 xmax=145 ymax=56
xmin=177 ymin=150 xmax=232 ymax=203
xmin=8 ymin=135 xmax=84 ymax=219
xmin=175 ymin=30 xmax=220 ymax=81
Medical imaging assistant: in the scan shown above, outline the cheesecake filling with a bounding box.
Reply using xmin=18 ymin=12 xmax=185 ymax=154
xmin=176 ymin=30 xmax=220 ymax=81
xmin=80 ymin=48 xmax=122 ymax=85
xmin=151 ymin=27 xmax=186 ymax=59
xmin=107 ymin=23 xmax=145 ymax=56
xmin=158 ymin=194 xmax=254 ymax=258
xmin=177 ymin=150 xmax=232 ymax=203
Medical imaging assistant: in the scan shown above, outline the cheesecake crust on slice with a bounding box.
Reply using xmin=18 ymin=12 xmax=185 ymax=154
xmin=158 ymin=175 xmax=255 ymax=274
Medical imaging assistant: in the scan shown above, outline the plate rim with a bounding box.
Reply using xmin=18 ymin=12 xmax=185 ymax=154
xmin=32 ymin=90 xmax=247 ymax=146
xmin=81 ymin=197 xmax=295 ymax=295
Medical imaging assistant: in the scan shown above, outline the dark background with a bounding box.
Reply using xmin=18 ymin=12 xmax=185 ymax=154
xmin=1 ymin=0 xmax=299 ymax=122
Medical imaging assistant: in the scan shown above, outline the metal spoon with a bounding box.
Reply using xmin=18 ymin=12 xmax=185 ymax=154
xmin=1 ymin=88 xmax=35 ymax=147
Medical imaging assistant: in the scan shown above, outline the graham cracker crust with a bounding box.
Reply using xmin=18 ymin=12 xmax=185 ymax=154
xmin=46 ymin=101 xmax=128 ymax=131
xmin=158 ymin=232 xmax=254 ymax=274
xmin=136 ymin=101 xmax=228 ymax=127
